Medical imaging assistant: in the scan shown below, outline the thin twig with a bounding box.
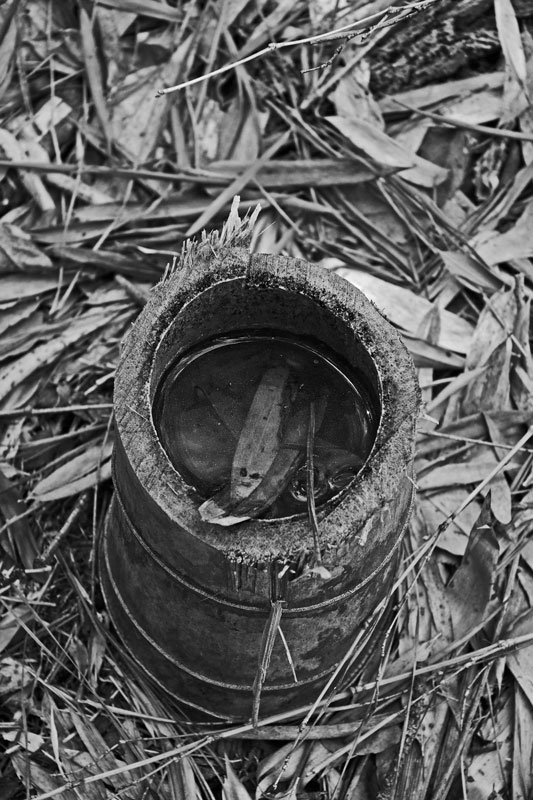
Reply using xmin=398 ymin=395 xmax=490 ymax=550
xmin=306 ymin=401 xmax=322 ymax=565
xmin=252 ymin=600 xmax=285 ymax=727
xmin=301 ymin=1 xmax=432 ymax=74
xmin=0 ymin=160 xmax=230 ymax=184
xmin=34 ymin=492 xmax=91 ymax=567
xmin=417 ymin=429 xmax=533 ymax=454
xmin=0 ymin=404 xmax=113 ymax=420
xmin=156 ymin=1 xmax=439 ymax=96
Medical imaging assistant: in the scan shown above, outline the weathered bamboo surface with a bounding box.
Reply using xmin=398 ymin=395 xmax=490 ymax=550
xmin=100 ymin=245 xmax=420 ymax=720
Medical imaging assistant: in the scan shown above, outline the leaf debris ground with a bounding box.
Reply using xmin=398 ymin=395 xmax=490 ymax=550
xmin=1 ymin=0 xmax=533 ymax=798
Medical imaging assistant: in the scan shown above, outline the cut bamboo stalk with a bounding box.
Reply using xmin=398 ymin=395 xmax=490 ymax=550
xmin=100 ymin=243 xmax=420 ymax=722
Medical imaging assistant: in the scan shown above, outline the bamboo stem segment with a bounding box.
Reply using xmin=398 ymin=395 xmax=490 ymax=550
xmin=100 ymin=245 xmax=420 ymax=721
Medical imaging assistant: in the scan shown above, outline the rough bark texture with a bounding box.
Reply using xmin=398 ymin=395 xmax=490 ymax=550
xmin=368 ymin=0 xmax=503 ymax=97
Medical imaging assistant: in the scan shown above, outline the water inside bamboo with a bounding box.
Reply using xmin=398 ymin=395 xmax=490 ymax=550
xmin=153 ymin=334 xmax=380 ymax=519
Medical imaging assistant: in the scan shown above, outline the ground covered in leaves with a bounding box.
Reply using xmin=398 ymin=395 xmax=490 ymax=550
xmin=2 ymin=0 xmax=533 ymax=798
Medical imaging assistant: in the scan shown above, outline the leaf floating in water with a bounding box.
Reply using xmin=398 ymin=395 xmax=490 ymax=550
xmin=169 ymin=335 xmax=379 ymax=525
xmin=200 ymin=386 xmax=330 ymax=526
xmin=199 ymin=397 xmax=307 ymax=526
xmin=230 ymin=365 xmax=289 ymax=504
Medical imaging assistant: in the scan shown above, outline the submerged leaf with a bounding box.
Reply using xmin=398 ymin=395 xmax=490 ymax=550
xmin=231 ymin=365 xmax=289 ymax=503
xmin=199 ymin=397 xmax=308 ymax=525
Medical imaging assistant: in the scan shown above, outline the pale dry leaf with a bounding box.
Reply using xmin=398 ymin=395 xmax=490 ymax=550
xmin=0 ymin=128 xmax=55 ymax=211
xmin=18 ymin=137 xmax=82 ymax=209
xmin=0 ymin=299 xmax=40 ymax=336
xmin=513 ymin=686 xmax=533 ymax=800
xmin=519 ymin=30 xmax=533 ymax=165
xmin=441 ymin=189 xmax=475 ymax=230
xmin=465 ymin=286 xmax=517 ymax=370
xmin=439 ymin=88 xmax=506 ymax=125
xmin=462 ymin=338 xmax=512 ymax=414
xmin=446 ymin=505 xmax=499 ymax=641
xmin=44 ymin=173 xmax=116 ymax=205
xmin=487 ymin=468 xmax=512 ymax=524
xmin=0 ymin=311 xmax=112 ymax=403
xmin=417 ymin=458 xmax=515 ymax=491
xmin=413 ymin=491 xmax=479 ymax=556
xmin=379 ymin=71 xmax=505 ymax=115
xmin=332 ymin=65 xmax=384 ymax=129
xmin=11 ymin=753 xmax=79 ymax=800
xmin=327 ymin=115 xmax=448 ymax=187
xmin=466 ymin=694 xmax=512 ymax=797
xmin=197 ymin=98 xmax=225 ymax=164
xmin=95 ymin=6 xmax=136 ymax=88
xmin=0 ymin=223 xmax=52 ymax=272
xmin=471 ymin=199 xmax=533 ymax=266
xmin=308 ymin=0 xmax=340 ymax=25
xmin=335 ymin=267 xmax=473 ymax=354
xmin=30 ymin=441 xmax=113 ymax=501
xmin=402 ymin=335 xmax=464 ymax=370
xmin=109 ymin=36 xmax=191 ymax=162
xmin=70 ymin=711 xmax=131 ymax=789
xmin=0 ymin=657 xmax=33 ymax=694
xmin=2 ymin=728 xmax=44 ymax=753
xmin=0 ymin=312 xmax=54 ymax=362
xmin=8 ymin=96 xmax=72 ymax=141
xmin=80 ymin=7 xmax=113 ymax=147
xmin=0 ymin=276 xmax=57 ymax=301
xmin=257 ymin=742 xmax=338 ymax=797
xmin=424 ymin=366 xmax=486 ymax=414
xmin=506 ymin=610 xmax=533 ymax=705
xmin=223 ymin=755 xmax=254 ymax=800
xmin=511 ymin=282 xmax=533 ymax=412
xmin=95 ymin=0 xmax=180 ymax=22
xmin=392 ymin=116 xmax=432 ymax=155
xmin=494 ymin=0 xmax=529 ymax=122
xmin=439 ymin=249 xmax=505 ymax=293
xmin=209 ymin=158 xmax=378 ymax=188
xmin=170 ymin=756 xmax=200 ymax=800
xmin=216 ymin=95 xmax=262 ymax=163
xmin=256 ymin=741 xmax=302 ymax=799
xmin=0 ymin=0 xmax=17 ymax=104
xmin=88 ymin=628 xmax=106 ymax=688
xmin=0 ymin=606 xmax=32 ymax=655
xmin=441 ymin=192 xmax=474 ymax=226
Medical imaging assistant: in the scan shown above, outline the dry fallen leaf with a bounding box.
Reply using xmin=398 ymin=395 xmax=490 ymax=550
xmin=471 ymin=199 xmax=533 ymax=266
xmin=30 ymin=440 xmax=113 ymax=501
xmin=109 ymin=37 xmax=192 ymax=162
xmin=0 ymin=223 xmax=52 ymax=273
xmin=335 ymin=266 xmax=473 ymax=354
xmin=327 ymin=115 xmax=448 ymax=187
xmin=494 ymin=0 xmax=529 ymax=122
